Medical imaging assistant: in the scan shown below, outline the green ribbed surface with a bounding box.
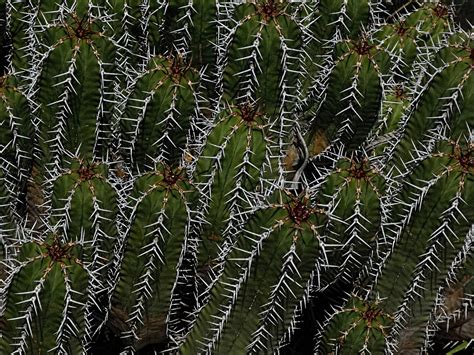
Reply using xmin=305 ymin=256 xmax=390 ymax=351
xmin=395 ymin=33 xmax=474 ymax=166
xmin=318 ymin=155 xmax=385 ymax=284
xmin=193 ymin=103 xmax=277 ymax=264
xmin=35 ymin=8 xmax=117 ymax=166
xmin=0 ymin=75 xmax=32 ymax=173
xmin=112 ymin=165 xmax=191 ymax=351
xmin=120 ymin=54 xmax=201 ymax=167
xmin=375 ymin=138 xmax=474 ymax=350
xmin=0 ymin=236 xmax=90 ymax=354
xmin=222 ymin=1 xmax=302 ymax=116
xmin=50 ymin=160 xmax=117 ymax=250
xmin=318 ymin=296 xmax=393 ymax=354
xmin=306 ymin=36 xmax=391 ymax=156
xmin=182 ymin=192 xmax=325 ymax=353
xmin=0 ymin=1 xmax=472 ymax=354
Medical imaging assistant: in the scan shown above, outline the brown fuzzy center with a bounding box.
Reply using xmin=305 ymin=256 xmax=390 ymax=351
xmin=362 ymin=306 xmax=382 ymax=327
xmin=239 ymin=103 xmax=262 ymax=123
xmin=288 ymin=201 xmax=311 ymax=225
xmin=259 ymin=0 xmax=281 ymax=20
xmin=349 ymin=160 xmax=370 ymax=179
xmin=396 ymin=23 xmax=408 ymax=37
xmin=163 ymin=166 xmax=182 ymax=186
xmin=433 ymin=4 xmax=448 ymax=18
xmin=354 ymin=39 xmax=373 ymax=55
xmin=46 ymin=239 xmax=71 ymax=263
xmin=78 ymin=165 xmax=96 ymax=180
xmin=458 ymin=151 xmax=474 ymax=170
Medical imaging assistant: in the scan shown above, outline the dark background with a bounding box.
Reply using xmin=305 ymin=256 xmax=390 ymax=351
xmin=452 ymin=0 xmax=474 ymax=28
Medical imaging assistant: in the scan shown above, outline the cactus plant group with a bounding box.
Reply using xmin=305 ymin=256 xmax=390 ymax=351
xmin=1 ymin=0 xmax=473 ymax=354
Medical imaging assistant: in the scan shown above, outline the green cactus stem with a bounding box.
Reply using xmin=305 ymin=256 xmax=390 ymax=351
xmin=317 ymin=153 xmax=386 ymax=285
xmin=220 ymin=0 xmax=302 ymax=117
xmin=0 ymin=234 xmax=92 ymax=354
xmin=393 ymin=32 xmax=474 ymax=168
xmin=2 ymin=2 xmax=32 ymax=77
xmin=111 ymin=163 xmax=191 ymax=351
xmin=119 ymin=53 xmax=202 ymax=168
xmin=192 ymin=101 xmax=278 ymax=267
xmin=316 ymin=295 xmax=394 ymax=354
xmin=0 ymin=74 xmax=33 ymax=235
xmin=157 ymin=0 xmax=217 ymax=70
xmin=182 ymin=190 xmax=326 ymax=354
xmin=0 ymin=168 xmax=16 ymax=258
xmin=44 ymin=158 xmax=119 ymax=345
xmin=375 ymin=3 xmax=453 ymax=80
xmin=422 ymin=226 xmax=474 ymax=352
xmin=372 ymin=137 xmax=474 ymax=352
xmin=297 ymin=0 xmax=373 ymax=105
xmin=48 ymin=159 xmax=118 ymax=250
xmin=35 ymin=8 xmax=117 ymax=169
xmin=305 ymin=35 xmax=391 ymax=158
xmin=0 ymin=74 xmax=32 ymax=181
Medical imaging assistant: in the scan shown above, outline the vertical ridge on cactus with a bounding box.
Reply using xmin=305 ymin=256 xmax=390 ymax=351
xmin=1 ymin=232 xmax=93 ymax=354
xmin=182 ymin=190 xmax=326 ymax=353
xmin=119 ymin=53 xmax=203 ymax=167
xmin=0 ymin=1 xmax=473 ymax=354
xmin=192 ymin=102 xmax=276 ymax=262
xmin=110 ymin=163 xmax=191 ymax=352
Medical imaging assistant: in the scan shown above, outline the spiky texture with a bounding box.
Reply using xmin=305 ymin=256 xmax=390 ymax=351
xmin=0 ymin=1 xmax=473 ymax=354
xmin=182 ymin=191 xmax=326 ymax=353
xmin=1 ymin=232 xmax=96 ymax=354
xmin=111 ymin=164 xmax=191 ymax=352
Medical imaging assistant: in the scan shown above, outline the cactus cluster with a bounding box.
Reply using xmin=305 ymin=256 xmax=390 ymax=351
xmin=0 ymin=0 xmax=473 ymax=354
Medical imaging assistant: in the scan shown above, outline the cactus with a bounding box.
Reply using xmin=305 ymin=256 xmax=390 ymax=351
xmin=192 ymin=102 xmax=278 ymax=262
xmin=118 ymin=53 xmax=204 ymax=167
xmin=315 ymin=295 xmax=394 ymax=354
xmin=182 ymin=190 xmax=326 ymax=353
xmin=110 ymin=163 xmax=191 ymax=351
xmin=1 ymin=231 xmax=98 ymax=353
xmin=0 ymin=1 xmax=473 ymax=354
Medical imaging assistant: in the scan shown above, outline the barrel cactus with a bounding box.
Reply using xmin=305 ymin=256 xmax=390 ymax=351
xmin=0 ymin=0 xmax=473 ymax=354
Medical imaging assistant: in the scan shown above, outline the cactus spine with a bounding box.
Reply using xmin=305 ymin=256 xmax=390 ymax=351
xmin=0 ymin=1 xmax=473 ymax=354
